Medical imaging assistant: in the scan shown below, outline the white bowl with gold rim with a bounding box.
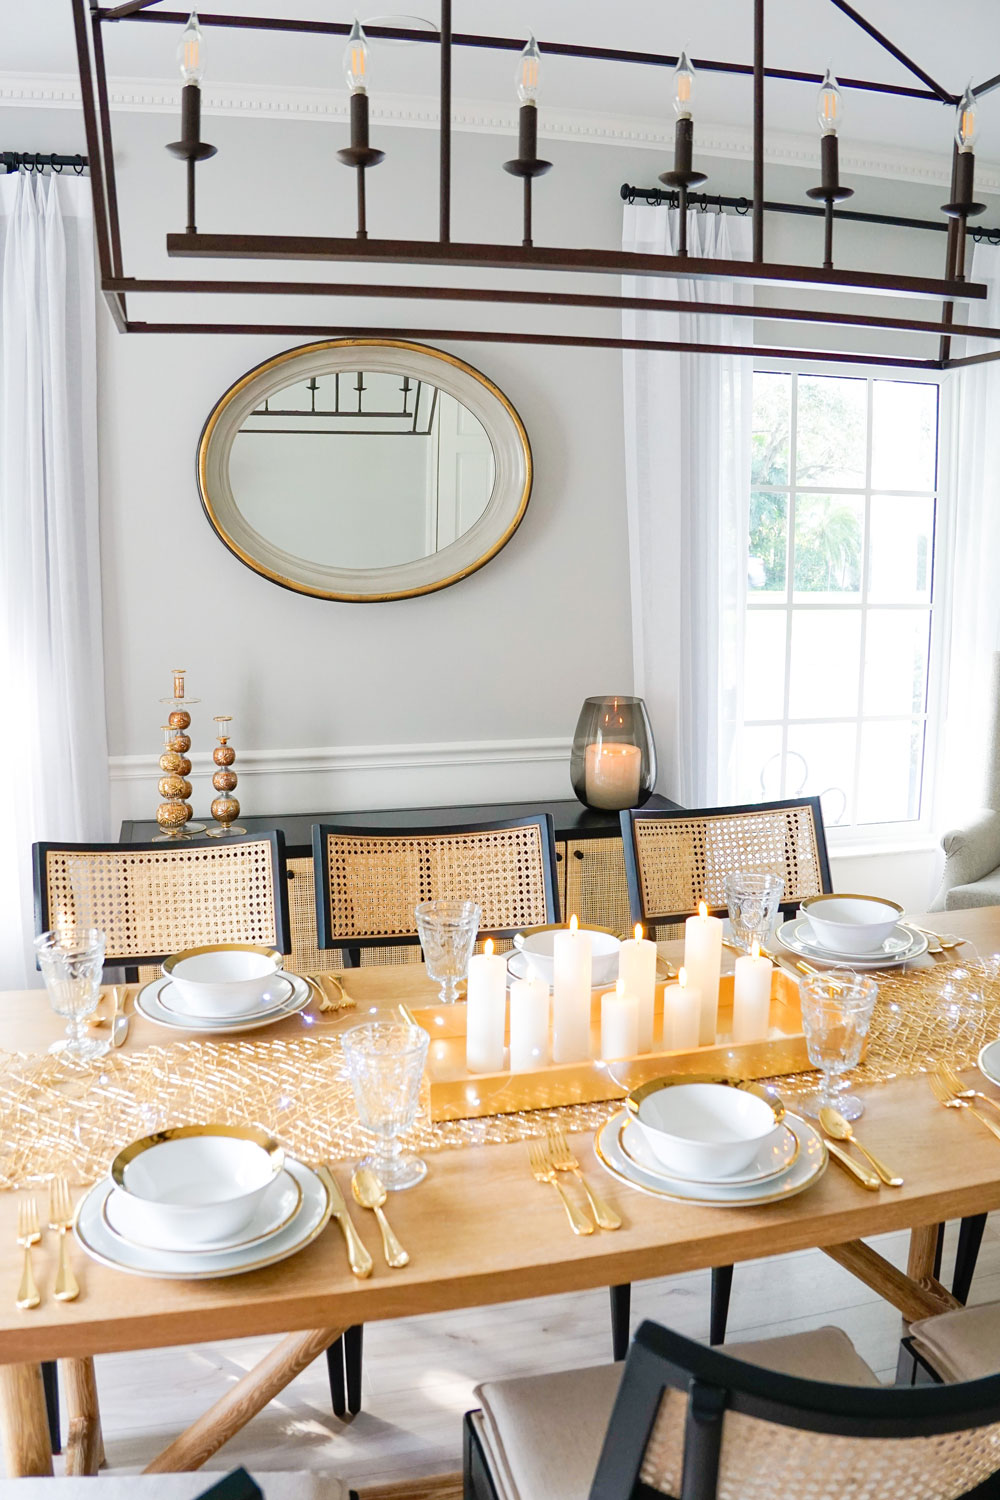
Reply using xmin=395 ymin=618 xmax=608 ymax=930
xmin=626 ymin=1079 xmax=784 ymax=1181
xmin=162 ymin=944 xmax=283 ymax=1017
xmin=512 ymin=924 xmax=621 ymax=987
xmin=109 ymin=1124 xmax=285 ymax=1249
xmin=799 ymin=894 xmax=903 ymax=956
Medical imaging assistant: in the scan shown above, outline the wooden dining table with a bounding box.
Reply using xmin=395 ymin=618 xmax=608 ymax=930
xmin=1 ymin=905 xmax=1000 ymax=1479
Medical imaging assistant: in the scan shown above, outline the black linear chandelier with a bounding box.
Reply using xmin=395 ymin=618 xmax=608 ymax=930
xmin=71 ymin=0 xmax=1000 ymax=369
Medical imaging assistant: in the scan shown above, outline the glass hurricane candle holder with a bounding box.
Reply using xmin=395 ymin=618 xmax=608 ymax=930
xmin=570 ymin=696 xmax=656 ymax=811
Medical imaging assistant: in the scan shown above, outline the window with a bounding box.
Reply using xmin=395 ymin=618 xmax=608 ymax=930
xmin=742 ymin=369 xmax=941 ymax=838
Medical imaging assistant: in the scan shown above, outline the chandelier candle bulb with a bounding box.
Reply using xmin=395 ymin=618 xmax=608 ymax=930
xmin=583 ymin=742 xmax=642 ymax=811
xmin=662 ymin=967 xmax=700 ymax=1051
xmin=618 ymin=922 xmax=657 ymax=1052
xmin=684 ymin=901 xmax=723 ymax=1046
xmin=733 ymin=940 xmax=774 ymax=1044
xmin=508 ymin=969 xmax=550 ymax=1072
xmin=552 ymin=915 xmax=593 ymax=1063
xmin=465 ymin=938 xmax=507 ymax=1074
xmin=601 ymin=978 xmax=640 ymax=1061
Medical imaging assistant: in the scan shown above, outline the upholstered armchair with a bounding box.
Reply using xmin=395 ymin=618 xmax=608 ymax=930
xmin=932 ymin=652 xmax=1000 ymax=910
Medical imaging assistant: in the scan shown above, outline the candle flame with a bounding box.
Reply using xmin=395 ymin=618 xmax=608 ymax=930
xmin=616 ymin=978 xmax=625 ymax=996
xmin=699 ymin=901 xmax=708 ymax=920
xmin=485 ymin=937 xmax=494 ymax=958
xmin=634 ymin=923 xmax=643 ymax=942
xmin=751 ymin=938 xmax=760 ymax=960
xmin=678 ymin=967 xmax=687 ymax=987
xmin=569 ymin=914 xmax=578 ymax=934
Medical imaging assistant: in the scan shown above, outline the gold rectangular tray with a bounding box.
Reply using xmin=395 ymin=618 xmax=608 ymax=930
xmin=406 ymin=971 xmax=811 ymax=1122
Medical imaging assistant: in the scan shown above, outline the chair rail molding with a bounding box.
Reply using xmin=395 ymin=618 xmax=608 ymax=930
xmin=108 ymin=735 xmax=574 ymax=825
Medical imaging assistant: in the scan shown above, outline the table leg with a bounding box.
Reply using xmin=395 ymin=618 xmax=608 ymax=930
xmin=143 ymin=1325 xmax=346 ymax=1473
xmin=0 ymin=1363 xmax=54 ymax=1477
xmin=60 ymin=1357 xmax=104 ymax=1476
xmin=823 ymin=1237 xmax=959 ymax=1321
xmin=908 ymin=1222 xmax=942 ymax=1284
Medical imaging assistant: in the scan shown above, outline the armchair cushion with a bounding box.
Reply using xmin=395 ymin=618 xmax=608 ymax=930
xmin=931 ymin=808 xmax=1000 ymax=910
xmin=0 ymin=1477 xmax=347 ymax=1500
xmin=909 ymin=1301 xmax=1000 ymax=1383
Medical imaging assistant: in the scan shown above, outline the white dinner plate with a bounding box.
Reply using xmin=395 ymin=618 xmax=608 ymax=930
xmin=505 ymin=952 xmax=674 ymax=991
xmin=595 ymin=1111 xmax=826 ymax=1206
xmin=75 ymin=1157 xmax=330 ymax=1279
xmin=157 ymin=973 xmax=295 ymax=1023
xmin=623 ymin=1120 xmax=800 ymax=1187
xmin=775 ymin=918 xmax=928 ymax=970
xmin=135 ymin=972 xmax=311 ymax=1034
xmin=103 ymin=1168 xmax=303 ymax=1254
xmin=977 ymin=1039 xmax=1000 ymax=1090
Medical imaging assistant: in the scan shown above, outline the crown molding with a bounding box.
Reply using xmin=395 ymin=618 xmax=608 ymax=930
xmin=4 ymin=69 xmax=999 ymax=192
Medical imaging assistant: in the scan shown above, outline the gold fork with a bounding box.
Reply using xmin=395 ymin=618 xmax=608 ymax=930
xmin=547 ymin=1129 xmax=621 ymax=1230
xmin=48 ymin=1177 xmax=79 ymax=1303
xmin=929 ymin=1073 xmax=1000 ymax=1142
xmin=527 ymin=1141 xmax=593 ymax=1235
xmin=307 ymin=973 xmax=355 ymax=1014
xmin=938 ymin=1063 xmax=1000 ymax=1120
xmin=16 ymin=1199 xmax=41 ymax=1310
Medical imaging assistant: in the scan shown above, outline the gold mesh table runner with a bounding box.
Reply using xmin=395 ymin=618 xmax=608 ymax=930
xmin=2 ymin=958 xmax=997 ymax=1191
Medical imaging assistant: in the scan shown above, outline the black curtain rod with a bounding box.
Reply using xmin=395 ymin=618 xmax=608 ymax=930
xmin=2 ymin=152 xmax=88 ymax=174
xmin=620 ymin=183 xmax=1000 ymax=244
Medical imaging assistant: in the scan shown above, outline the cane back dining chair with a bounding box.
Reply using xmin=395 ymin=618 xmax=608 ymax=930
xmin=464 ymin=1317 xmax=1000 ymax=1500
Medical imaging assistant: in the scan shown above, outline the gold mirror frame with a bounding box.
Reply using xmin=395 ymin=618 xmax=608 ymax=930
xmin=197 ymin=338 xmax=533 ymax=602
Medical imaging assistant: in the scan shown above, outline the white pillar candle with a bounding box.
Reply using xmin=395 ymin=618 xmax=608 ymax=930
xmin=465 ymin=938 xmax=507 ymax=1074
xmin=733 ymin=940 xmax=773 ymax=1044
xmin=583 ymin=742 xmax=642 ymax=810
xmin=552 ymin=914 xmax=593 ymax=1063
xmin=509 ymin=970 xmax=550 ymax=1072
xmin=601 ymin=978 xmax=640 ymax=1060
xmin=662 ymin=966 xmax=701 ymax=1051
xmin=618 ymin=922 xmax=657 ymax=1052
xmin=684 ymin=901 xmax=724 ymax=1046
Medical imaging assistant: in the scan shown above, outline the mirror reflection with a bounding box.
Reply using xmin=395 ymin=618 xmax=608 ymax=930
xmin=229 ymin=370 xmax=497 ymax=571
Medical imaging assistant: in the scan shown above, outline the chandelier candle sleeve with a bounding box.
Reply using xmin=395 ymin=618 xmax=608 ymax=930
xmin=618 ymin=923 xmax=657 ymax=1052
xmin=465 ymin=939 xmax=507 ymax=1074
xmin=601 ymin=978 xmax=640 ymax=1061
xmin=552 ymin=915 xmax=592 ymax=1064
xmin=684 ymin=902 xmax=723 ymax=1046
xmin=733 ymin=940 xmax=774 ymax=1044
xmin=662 ymin=967 xmax=700 ymax=1051
xmin=508 ymin=970 xmax=549 ymax=1072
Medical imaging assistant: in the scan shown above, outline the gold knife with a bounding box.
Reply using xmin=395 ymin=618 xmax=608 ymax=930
xmin=825 ymin=1138 xmax=880 ymax=1191
xmin=318 ymin=1166 xmax=374 ymax=1278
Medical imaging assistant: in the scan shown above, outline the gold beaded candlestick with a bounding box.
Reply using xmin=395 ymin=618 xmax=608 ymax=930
xmin=206 ymin=715 xmax=247 ymax=837
xmin=153 ymin=668 xmax=206 ymax=840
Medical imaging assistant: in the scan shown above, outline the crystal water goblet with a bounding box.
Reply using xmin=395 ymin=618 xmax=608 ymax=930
xmin=414 ymin=899 xmax=481 ymax=1004
xmin=34 ymin=928 xmax=109 ymax=1062
xmin=797 ymin=968 xmax=878 ymax=1122
xmin=725 ymin=872 xmax=784 ymax=952
xmin=342 ymin=1021 xmax=430 ymax=1190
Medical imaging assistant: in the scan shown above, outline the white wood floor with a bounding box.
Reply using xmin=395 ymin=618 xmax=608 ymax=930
xmin=71 ymin=1214 xmax=1000 ymax=1493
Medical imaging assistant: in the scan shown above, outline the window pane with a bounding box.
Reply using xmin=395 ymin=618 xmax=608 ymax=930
xmin=744 ymin=610 xmax=786 ymax=720
xmin=752 ymin=372 xmax=791 ymax=486
xmin=871 ymin=381 xmax=937 ymax=492
xmin=749 ymin=491 xmax=787 ymax=592
xmin=868 ymin=495 xmax=934 ymax=602
xmin=737 ymin=725 xmax=784 ymax=803
xmin=785 ymin=723 xmax=856 ymax=827
xmin=796 ymin=375 xmax=867 ymax=488
xmin=863 ymin=610 xmax=930 ymax=717
xmin=788 ymin=608 xmax=861 ymax=718
xmin=856 ymin=719 xmax=925 ymax=824
xmin=793 ymin=493 xmax=863 ymax=597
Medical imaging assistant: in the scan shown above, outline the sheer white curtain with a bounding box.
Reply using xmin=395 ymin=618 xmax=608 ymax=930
xmin=0 ymin=172 xmax=109 ymax=988
xmin=622 ymin=207 xmax=752 ymax=807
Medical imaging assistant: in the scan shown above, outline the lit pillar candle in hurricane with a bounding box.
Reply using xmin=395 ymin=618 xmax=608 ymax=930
xmin=733 ymin=939 xmax=773 ymax=1044
xmin=509 ymin=968 xmax=550 ymax=1072
xmin=465 ymin=938 xmax=507 ymax=1074
xmin=662 ymin=967 xmax=700 ymax=1051
xmin=684 ymin=900 xmax=723 ymax=1046
xmin=618 ymin=922 xmax=657 ymax=1052
xmin=552 ymin=914 xmax=592 ymax=1063
xmin=601 ymin=978 xmax=639 ymax=1060
xmin=583 ymin=742 xmax=642 ymax=810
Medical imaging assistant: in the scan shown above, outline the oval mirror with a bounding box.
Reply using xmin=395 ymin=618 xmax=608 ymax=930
xmin=197 ymin=339 xmax=532 ymax=601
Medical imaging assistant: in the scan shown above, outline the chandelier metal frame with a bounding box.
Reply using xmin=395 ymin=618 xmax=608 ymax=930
xmin=72 ymin=0 xmax=1000 ymax=368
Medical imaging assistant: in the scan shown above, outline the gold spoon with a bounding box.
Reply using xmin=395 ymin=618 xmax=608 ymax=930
xmin=818 ymin=1105 xmax=903 ymax=1187
xmin=350 ymin=1168 xmax=409 ymax=1268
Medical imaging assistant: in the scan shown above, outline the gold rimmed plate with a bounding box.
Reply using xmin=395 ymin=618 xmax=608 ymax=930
xmin=618 ymin=1116 xmax=800 ymax=1187
xmin=103 ymin=1170 xmax=303 ymax=1255
xmin=135 ymin=972 xmax=311 ymax=1034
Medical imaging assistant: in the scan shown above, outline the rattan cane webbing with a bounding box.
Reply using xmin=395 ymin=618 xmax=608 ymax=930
xmin=640 ymin=1388 xmax=1000 ymax=1500
xmin=42 ymin=843 xmax=280 ymax=963
xmin=565 ymin=839 xmax=632 ymax=938
xmin=323 ymin=825 xmax=551 ymax=942
xmin=632 ymin=805 xmax=825 ymax=921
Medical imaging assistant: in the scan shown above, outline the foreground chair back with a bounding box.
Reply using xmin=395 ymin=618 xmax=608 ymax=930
xmin=621 ymin=796 xmax=831 ymax=933
xmin=312 ymin=814 xmax=559 ymax=959
xmin=32 ymin=832 xmax=290 ymax=970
